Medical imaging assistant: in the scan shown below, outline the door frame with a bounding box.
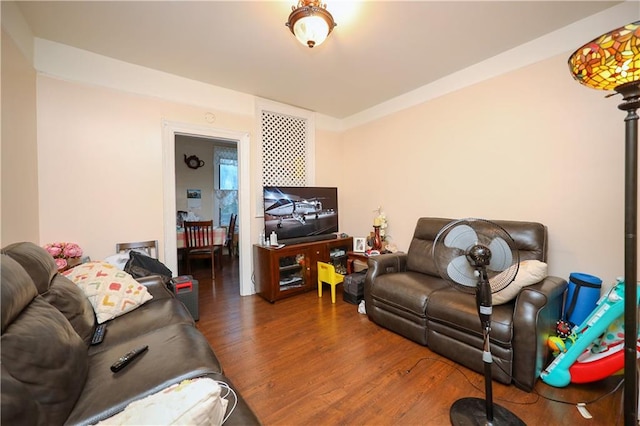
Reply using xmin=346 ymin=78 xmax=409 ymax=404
xmin=162 ymin=120 xmax=253 ymax=295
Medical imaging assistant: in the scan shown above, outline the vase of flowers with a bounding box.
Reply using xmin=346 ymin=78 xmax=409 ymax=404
xmin=372 ymin=225 xmax=383 ymax=251
xmin=43 ymin=242 xmax=83 ymax=271
xmin=372 ymin=207 xmax=389 ymax=251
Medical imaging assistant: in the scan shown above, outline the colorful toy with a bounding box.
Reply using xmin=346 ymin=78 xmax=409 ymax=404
xmin=555 ymin=319 xmax=573 ymax=339
xmin=569 ymin=339 xmax=639 ymax=383
xmin=568 ymin=315 xmax=638 ymax=383
xmin=547 ymin=336 xmax=567 ymax=356
xmin=541 ymin=279 xmax=640 ymax=387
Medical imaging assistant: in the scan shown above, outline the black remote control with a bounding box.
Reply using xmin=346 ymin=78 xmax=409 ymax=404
xmin=91 ymin=323 xmax=107 ymax=345
xmin=110 ymin=345 xmax=148 ymax=373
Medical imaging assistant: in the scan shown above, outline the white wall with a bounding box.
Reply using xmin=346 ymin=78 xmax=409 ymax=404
xmin=1 ymin=28 xmax=39 ymax=245
xmin=35 ymin=76 xmax=254 ymax=264
xmin=336 ymin=51 xmax=635 ymax=287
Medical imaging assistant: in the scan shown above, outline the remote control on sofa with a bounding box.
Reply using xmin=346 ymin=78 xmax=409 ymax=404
xmin=91 ymin=323 xmax=106 ymax=345
xmin=110 ymin=345 xmax=148 ymax=373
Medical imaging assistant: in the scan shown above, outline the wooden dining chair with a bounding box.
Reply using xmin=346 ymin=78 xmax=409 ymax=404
xmin=115 ymin=240 xmax=159 ymax=259
xmin=226 ymin=213 xmax=237 ymax=258
xmin=212 ymin=213 xmax=237 ymax=270
xmin=183 ymin=220 xmax=216 ymax=279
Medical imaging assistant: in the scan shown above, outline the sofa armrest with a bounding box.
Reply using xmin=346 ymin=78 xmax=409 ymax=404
xmin=511 ymin=275 xmax=567 ymax=391
xmin=135 ymin=275 xmax=175 ymax=300
xmin=364 ymin=253 xmax=408 ymax=307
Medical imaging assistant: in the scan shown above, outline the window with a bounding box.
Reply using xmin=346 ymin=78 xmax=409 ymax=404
xmin=214 ymin=147 xmax=238 ymax=228
xmin=219 ymin=158 xmax=237 ymax=190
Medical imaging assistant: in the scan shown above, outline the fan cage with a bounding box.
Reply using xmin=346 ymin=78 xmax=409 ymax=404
xmin=432 ymin=218 xmax=519 ymax=293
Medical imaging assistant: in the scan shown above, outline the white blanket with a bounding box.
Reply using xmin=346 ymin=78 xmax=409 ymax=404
xmin=95 ymin=378 xmax=229 ymax=426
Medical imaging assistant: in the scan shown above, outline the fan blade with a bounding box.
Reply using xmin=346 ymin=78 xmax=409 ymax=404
xmin=444 ymin=224 xmax=478 ymax=251
xmin=488 ymin=237 xmax=513 ymax=271
xmin=447 ymin=255 xmax=477 ymax=287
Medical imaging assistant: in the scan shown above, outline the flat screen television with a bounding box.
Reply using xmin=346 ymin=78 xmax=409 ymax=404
xmin=263 ymin=186 xmax=338 ymax=245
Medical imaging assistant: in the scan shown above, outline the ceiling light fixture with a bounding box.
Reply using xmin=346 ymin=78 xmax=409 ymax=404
xmin=286 ymin=0 xmax=336 ymax=48
xmin=568 ymin=21 xmax=639 ymax=425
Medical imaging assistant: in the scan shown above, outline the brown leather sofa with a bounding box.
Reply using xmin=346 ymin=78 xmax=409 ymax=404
xmin=364 ymin=218 xmax=567 ymax=391
xmin=1 ymin=242 xmax=260 ymax=425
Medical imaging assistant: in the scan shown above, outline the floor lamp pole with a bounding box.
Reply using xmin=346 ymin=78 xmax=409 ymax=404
xmin=617 ymin=81 xmax=639 ymax=426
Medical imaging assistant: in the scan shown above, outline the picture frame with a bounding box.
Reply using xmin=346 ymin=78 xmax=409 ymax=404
xmin=353 ymin=237 xmax=366 ymax=253
xmin=187 ymin=189 xmax=201 ymax=199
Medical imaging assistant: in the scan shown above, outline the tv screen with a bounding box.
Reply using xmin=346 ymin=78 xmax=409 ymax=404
xmin=263 ymin=186 xmax=338 ymax=243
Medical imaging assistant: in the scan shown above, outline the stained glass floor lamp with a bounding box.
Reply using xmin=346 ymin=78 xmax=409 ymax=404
xmin=568 ymin=21 xmax=639 ymax=426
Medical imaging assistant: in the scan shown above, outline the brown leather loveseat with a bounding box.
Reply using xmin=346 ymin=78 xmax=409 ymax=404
xmin=364 ymin=218 xmax=567 ymax=391
xmin=1 ymin=242 xmax=260 ymax=425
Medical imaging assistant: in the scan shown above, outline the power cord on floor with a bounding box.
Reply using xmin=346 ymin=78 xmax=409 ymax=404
xmin=531 ymin=377 xmax=624 ymax=424
xmin=490 ymin=355 xmax=624 ymax=414
xmin=405 ymin=355 xmax=624 ymax=412
xmin=404 ymin=356 xmax=536 ymax=404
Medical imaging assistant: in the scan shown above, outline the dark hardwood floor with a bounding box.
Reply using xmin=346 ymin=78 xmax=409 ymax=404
xmin=187 ymin=257 xmax=623 ymax=425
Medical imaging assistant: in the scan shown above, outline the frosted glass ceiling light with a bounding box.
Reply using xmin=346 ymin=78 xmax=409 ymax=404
xmin=286 ymin=0 xmax=336 ymax=48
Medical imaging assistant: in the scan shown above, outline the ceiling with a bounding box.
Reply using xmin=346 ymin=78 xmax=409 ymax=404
xmin=15 ymin=1 xmax=623 ymax=119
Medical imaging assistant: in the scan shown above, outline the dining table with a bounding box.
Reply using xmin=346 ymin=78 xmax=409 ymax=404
xmin=176 ymin=227 xmax=226 ymax=273
xmin=176 ymin=227 xmax=226 ymax=249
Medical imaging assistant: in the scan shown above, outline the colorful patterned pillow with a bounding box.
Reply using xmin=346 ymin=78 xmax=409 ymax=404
xmin=63 ymin=262 xmax=152 ymax=323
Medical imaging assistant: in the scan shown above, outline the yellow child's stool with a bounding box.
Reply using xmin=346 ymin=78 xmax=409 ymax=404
xmin=317 ymin=261 xmax=344 ymax=304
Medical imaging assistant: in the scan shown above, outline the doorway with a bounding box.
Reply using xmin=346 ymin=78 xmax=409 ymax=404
xmin=175 ymin=134 xmax=238 ymax=275
xmin=174 ymin=135 xmax=237 ymax=228
xmin=162 ymin=120 xmax=253 ymax=296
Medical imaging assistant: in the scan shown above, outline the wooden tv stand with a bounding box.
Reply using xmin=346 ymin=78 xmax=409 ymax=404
xmin=253 ymin=236 xmax=353 ymax=302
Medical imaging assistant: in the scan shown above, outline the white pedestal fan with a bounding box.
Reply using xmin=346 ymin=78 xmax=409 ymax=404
xmin=432 ymin=218 xmax=525 ymax=425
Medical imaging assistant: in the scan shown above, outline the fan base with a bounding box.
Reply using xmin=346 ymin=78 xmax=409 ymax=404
xmin=450 ymin=397 xmax=525 ymax=426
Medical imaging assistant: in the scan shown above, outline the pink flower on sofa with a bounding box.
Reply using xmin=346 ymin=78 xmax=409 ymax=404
xmin=63 ymin=243 xmax=83 ymax=258
xmin=55 ymin=258 xmax=68 ymax=270
xmin=42 ymin=242 xmax=84 ymax=271
xmin=44 ymin=243 xmax=63 ymax=257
